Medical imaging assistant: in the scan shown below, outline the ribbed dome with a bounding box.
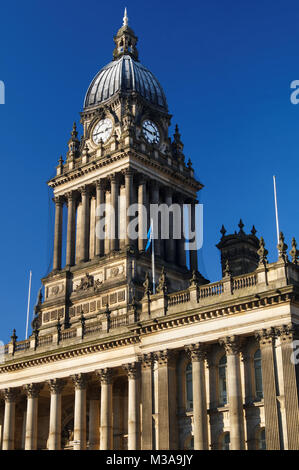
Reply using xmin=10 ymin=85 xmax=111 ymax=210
xmin=84 ymin=55 xmax=168 ymax=111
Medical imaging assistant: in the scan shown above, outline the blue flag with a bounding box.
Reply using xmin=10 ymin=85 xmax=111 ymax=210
xmin=145 ymin=224 xmax=153 ymax=252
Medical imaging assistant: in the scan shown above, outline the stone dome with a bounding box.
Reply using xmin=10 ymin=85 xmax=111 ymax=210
xmin=84 ymin=55 xmax=168 ymax=111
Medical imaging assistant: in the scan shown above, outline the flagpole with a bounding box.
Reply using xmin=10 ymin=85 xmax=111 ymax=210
xmin=151 ymin=218 xmax=156 ymax=294
xmin=25 ymin=270 xmax=32 ymax=340
xmin=273 ymin=175 xmax=280 ymax=245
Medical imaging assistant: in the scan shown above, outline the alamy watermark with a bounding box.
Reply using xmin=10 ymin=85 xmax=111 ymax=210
xmin=95 ymin=200 xmax=203 ymax=250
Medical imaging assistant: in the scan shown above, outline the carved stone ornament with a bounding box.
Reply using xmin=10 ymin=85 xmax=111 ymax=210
xmin=185 ymin=343 xmax=206 ymax=362
xmin=255 ymin=327 xmax=276 ymax=347
xmin=48 ymin=378 xmax=67 ymax=395
xmin=97 ymin=368 xmax=113 ymax=385
xmin=3 ymin=388 xmax=19 ymax=402
xmin=75 ymin=273 xmax=94 ymax=292
xmin=219 ymin=335 xmax=241 ymax=355
xmin=23 ymin=383 xmax=43 ymax=398
xmin=140 ymin=353 xmax=153 ymax=369
xmin=156 ymin=266 xmax=168 ymax=295
xmin=71 ymin=373 xmax=88 ymax=390
xmin=123 ymin=362 xmax=139 ymax=379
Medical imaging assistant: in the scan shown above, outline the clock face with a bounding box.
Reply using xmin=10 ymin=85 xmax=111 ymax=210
xmin=142 ymin=120 xmax=160 ymax=144
xmin=92 ymin=118 xmax=113 ymax=144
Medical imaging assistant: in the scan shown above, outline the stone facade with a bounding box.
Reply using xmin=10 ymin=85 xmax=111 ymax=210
xmin=1 ymin=13 xmax=299 ymax=451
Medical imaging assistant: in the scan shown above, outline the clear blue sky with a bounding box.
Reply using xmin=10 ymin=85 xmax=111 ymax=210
xmin=1 ymin=0 xmax=299 ymax=344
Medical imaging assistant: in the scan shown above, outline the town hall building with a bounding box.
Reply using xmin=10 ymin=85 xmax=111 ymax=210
xmin=0 ymin=11 xmax=299 ymax=451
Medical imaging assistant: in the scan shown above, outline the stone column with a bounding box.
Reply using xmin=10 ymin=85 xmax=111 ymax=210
xmin=53 ymin=196 xmax=63 ymax=271
xmin=47 ymin=379 xmax=66 ymax=450
xmin=220 ymin=336 xmax=245 ymax=450
xmin=124 ymin=169 xmax=133 ymax=248
xmin=24 ymin=383 xmax=43 ymax=450
xmin=277 ymin=325 xmax=299 ymax=449
xmin=95 ymin=180 xmax=105 ymax=257
xmin=110 ymin=174 xmax=119 ymax=252
xmin=186 ymin=343 xmax=208 ymax=450
xmin=79 ymin=186 xmax=90 ymax=263
xmin=138 ymin=176 xmax=147 ymax=252
xmin=2 ymin=388 xmax=18 ymax=450
xmin=155 ymin=350 xmax=177 ymax=450
xmin=66 ymin=192 xmax=76 ymax=267
xmin=141 ymin=354 xmax=153 ymax=450
xmin=98 ymin=368 xmax=113 ymax=450
xmin=178 ymin=195 xmax=186 ymax=267
xmin=123 ymin=362 xmax=140 ymax=450
xmin=189 ymin=200 xmax=198 ymax=272
xmin=71 ymin=374 xmax=87 ymax=450
xmin=255 ymin=328 xmax=280 ymax=449
xmin=88 ymin=386 xmax=100 ymax=450
xmin=165 ymin=187 xmax=175 ymax=263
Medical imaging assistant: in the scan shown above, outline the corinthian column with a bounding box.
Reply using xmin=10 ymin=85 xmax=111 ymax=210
xmin=124 ymin=169 xmax=133 ymax=248
xmin=79 ymin=186 xmax=90 ymax=263
xmin=66 ymin=192 xmax=76 ymax=267
xmin=53 ymin=196 xmax=63 ymax=271
xmin=141 ymin=354 xmax=153 ymax=450
xmin=71 ymin=374 xmax=87 ymax=450
xmin=95 ymin=180 xmax=105 ymax=257
xmin=155 ymin=350 xmax=177 ymax=450
xmin=98 ymin=368 xmax=113 ymax=450
xmin=123 ymin=362 xmax=140 ymax=450
xmin=24 ymin=383 xmax=43 ymax=450
xmin=255 ymin=328 xmax=280 ymax=449
xmin=219 ymin=336 xmax=245 ymax=450
xmin=165 ymin=187 xmax=175 ymax=263
xmin=47 ymin=379 xmax=66 ymax=450
xmin=277 ymin=325 xmax=299 ymax=449
xmin=110 ymin=174 xmax=119 ymax=252
xmin=186 ymin=343 xmax=208 ymax=450
xmin=138 ymin=176 xmax=147 ymax=252
xmin=2 ymin=388 xmax=18 ymax=450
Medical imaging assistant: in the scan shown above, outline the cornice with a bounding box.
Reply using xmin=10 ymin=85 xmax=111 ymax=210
xmin=1 ymin=285 xmax=297 ymax=375
xmin=48 ymin=148 xmax=201 ymax=193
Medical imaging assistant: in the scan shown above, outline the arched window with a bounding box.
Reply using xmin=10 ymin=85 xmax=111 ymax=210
xmin=218 ymin=355 xmax=227 ymax=406
xmin=254 ymin=349 xmax=263 ymax=400
xmin=186 ymin=362 xmax=193 ymax=410
xmin=258 ymin=428 xmax=266 ymax=450
xmin=220 ymin=432 xmax=230 ymax=450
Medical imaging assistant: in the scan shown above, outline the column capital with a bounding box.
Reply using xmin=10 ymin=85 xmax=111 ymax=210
xmin=78 ymin=185 xmax=90 ymax=197
xmin=139 ymin=353 xmax=153 ymax=369
xmin=96 ymin=368 xmax=113 ymax=385
xmin=185 ymin=343 xmax=207 ymax=362
xmin=96 ymin=179 xmax=106 ymax=190
xmin=23 ymin=383 xmax=43 ymax=399
xmin=219 ymin=335 xmax=242 ymax=355
xmin=71 ymin=373 xmax=89 ymax=390
xmin=123 ymin=168 xmax=135 ymax=178
xmin=109 ymin=173 xmax=120 ymax=184
xmin=123 ymin=362 xmax=139 ymax=379
xmin=154 ymin=349 xmax=176 ymax=365
xmin=2 ymin=387 xmax=19 ymax=402
xmin=65 ymin=190 xmax=76 ymax=203
xmin=53 ymin=195 xmax=63 ymax=206
xmin=276 ymin=323 xmax=297 ymax=344
xmin=47 ymin=378 xmax=67 ymax=394
xmin=255 ymin=327 xmax=277 ymax=347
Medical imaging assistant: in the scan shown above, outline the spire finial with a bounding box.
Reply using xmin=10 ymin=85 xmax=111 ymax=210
xmin=123 ymin=7 xmax=128 ymax=26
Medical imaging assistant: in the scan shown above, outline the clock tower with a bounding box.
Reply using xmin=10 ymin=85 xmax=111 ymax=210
xmin=39 ymin=10 xmax=205 ymax=336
